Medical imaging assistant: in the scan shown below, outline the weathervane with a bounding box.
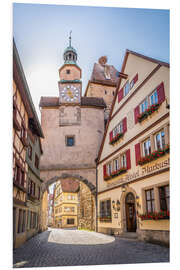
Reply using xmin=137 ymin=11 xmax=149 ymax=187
xmin=69 ymin=30 xmax=72 ymax=47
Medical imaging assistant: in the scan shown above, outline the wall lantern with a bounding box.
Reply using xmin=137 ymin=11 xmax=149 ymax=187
xmin=112 ymin=199 xmax=120 ymax=211
xmin=136 ymin=195 xmax=141 ymax=208
xmin=122 ymin=184 xmax=126 ymax=193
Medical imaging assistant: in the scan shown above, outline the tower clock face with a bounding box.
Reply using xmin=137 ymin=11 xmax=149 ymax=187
xmin=61 ymin=85 xmax=80 ymax=102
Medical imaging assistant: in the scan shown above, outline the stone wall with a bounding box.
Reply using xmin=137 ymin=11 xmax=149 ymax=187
xmin=78 ymin=182 xmax=96 ymax=231
xmin=137 ymin=229 xmax=169 ymax=246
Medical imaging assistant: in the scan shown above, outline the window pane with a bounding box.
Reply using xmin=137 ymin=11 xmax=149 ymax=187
xmin=154 ymin=90 xmax=158 ymax=104
xmin=67 ymin=137 xmax=74 ymax=146
xmin=145 ymin=99 xmax=148 ymax=110
xmin=165 ymin=185 xmax=169 ymax=197
xmin=161 ymin=131 xmax=165 ymax=148
xmin=156 ymin=133 xmax=161 ymax=150
xmin=160 ymin=198 xmax=167 ymax=211
xmin=151 ymin=189 xmax=154 ymax=199
xmin=147 ymin=201 xmax=152 ymax=212
xmin=146 ymin=190 xmax=150 ymax=200
xmin=166 ymin=198 xmax=169 ymax=211
xmin=151 ymin=200 xmax=155 ymax=212
xmin=150 ymin=94 xmax=154 ymax=105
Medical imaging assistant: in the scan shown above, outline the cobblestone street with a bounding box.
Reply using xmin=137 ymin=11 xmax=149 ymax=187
xmin=13 ymin=228 xmax=169 ymax=268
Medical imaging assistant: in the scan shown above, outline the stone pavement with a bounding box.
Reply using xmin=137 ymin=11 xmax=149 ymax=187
xmin=13 ymin=228 xmax=169 ymax=268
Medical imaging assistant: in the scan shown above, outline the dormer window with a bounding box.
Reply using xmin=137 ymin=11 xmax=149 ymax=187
xmin=104 ymin=65 xmax=111 ymax=80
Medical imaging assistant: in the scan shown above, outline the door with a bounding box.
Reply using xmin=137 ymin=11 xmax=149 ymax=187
xmin=125 ymin=193 xmax=137 ymax=232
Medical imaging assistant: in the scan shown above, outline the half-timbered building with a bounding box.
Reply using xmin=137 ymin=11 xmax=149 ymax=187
xmin=13 ymin=40 xmax=44 ymax=248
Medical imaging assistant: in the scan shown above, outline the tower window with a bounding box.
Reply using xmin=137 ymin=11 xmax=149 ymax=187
xmin=66 ymin=69 xmax=70 ymax=74
xmin=113 ymin=91 xmax=115 ymax=96
xmin=66 ymin=136 xmax=75 ymax=147
xmin=105 ymin=90 xmax=107 ymax=95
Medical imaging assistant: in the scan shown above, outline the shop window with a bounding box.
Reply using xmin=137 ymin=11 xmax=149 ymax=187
xmin=145 ymin=189 xmax=155 ymax=213
xmin=100 ymin=199 xmax=111 ymax=218
xmin=159 ymin=185 xmax=169 ymax=211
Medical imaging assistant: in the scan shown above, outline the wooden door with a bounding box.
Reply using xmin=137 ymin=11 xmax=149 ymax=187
xmin=125 ymin=193 xmax=137 ymax=232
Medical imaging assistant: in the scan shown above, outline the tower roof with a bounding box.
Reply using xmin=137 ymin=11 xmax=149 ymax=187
xmin=63 ymin=31 xmax=78 ymax=64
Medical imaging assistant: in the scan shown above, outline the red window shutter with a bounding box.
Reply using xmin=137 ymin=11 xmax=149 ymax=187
xmin=123 ymin=117 xmax=127 ymax=133
xmin=118 ymin=88 xmax=123 ymax=103
xmin=126 ymin=149 xmax=131 ymax=170
xmin=103 ymin=164 xmax=107 ymax=177
xmin=157 ymin=82 xmax=165 ymax=104
xmin=134 ymin=105 xmax=140 ymax=124
xmin=135 ymin=143 xmax=141 ymax=166
xmin=133 ymin=73 xmax=138 ymax=84
xmin=109 ymin=131 xmax=113 ymax=142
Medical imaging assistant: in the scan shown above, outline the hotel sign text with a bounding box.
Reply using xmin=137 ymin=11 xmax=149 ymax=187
xmin=107 ymin=158 xmax=170 ymax=188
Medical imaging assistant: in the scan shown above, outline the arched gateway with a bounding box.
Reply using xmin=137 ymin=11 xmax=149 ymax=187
xmin=41 ymin=173 xmax=96 ymax=231
xmin=41 ymin=173 xmax=96 ymax=194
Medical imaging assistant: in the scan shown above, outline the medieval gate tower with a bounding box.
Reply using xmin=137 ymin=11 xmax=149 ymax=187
xmin=39 ymin=34 xmax=106 ymax=230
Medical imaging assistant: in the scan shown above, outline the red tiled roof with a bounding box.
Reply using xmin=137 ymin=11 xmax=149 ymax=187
xmin=60 ymin=179 xmax=79 ymax=193
xmin=91 ymin=63 xmax=119 ymax=85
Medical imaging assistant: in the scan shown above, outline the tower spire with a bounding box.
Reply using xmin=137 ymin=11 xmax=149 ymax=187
xmin=69 ymin=30 xmax=72 ymax=47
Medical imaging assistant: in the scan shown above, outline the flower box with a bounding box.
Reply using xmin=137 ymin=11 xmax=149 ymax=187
xmin=138 ymin=145 xmax=169 ymax=166
xmin=138 ymin=103 xmax=160 ymax=123
xmin=104 ymin=167 xmax=127 ymax=181
xmin=109 ymin=132 xmax=124 ymax=145
xmin=138 ymin=211 xmax=170 ymax=220
xmin=99 ymin=217 xmax=112 ymax=223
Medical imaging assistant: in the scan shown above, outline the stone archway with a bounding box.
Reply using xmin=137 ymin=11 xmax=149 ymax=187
xmin=120 ymin=186 xmax=138 ymax=233
xmin=41 ymin=173 xmax=96 ymax=231
xmin=42 ymin=173 xmax=96 ymax=195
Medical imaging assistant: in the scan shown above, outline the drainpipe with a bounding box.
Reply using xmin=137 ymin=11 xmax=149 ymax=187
xmin=95 ymin=158 xmax=98 ymax=233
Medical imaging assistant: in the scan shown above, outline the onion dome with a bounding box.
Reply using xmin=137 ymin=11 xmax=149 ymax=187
xmin=63 ymin=31 xmax=77 ymax=64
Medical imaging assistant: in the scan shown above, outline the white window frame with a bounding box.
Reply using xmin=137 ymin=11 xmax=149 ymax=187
xmin=120 ymin=153 xmax=127 ymax=168
xmin=142 ymin=138 xmax=151 ymax=156
xmin=124 ymin=81 xmax=130 ymax=96
xmin=149 ymin=89 xmax=158 ymax=106
xmin=154 ymin=129 xmax=165 ymax=150
xmin=113 ymin=158 xmax=119 ymax=171
xmin=140 ymin=97 xmax=148 ymax=113
xmin=107 ymin=163 xmax=112 ymax=175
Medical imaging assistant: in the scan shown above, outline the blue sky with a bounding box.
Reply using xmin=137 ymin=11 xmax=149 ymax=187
xmin=13 ymin=3 xmax=169 ymax=119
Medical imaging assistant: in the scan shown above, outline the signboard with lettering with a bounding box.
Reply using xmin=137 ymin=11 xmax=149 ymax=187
xmin=106 ymin=158 xmax=170 ymax=188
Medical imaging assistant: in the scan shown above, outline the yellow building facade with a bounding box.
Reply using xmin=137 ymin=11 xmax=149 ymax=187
xmin=97 ymin=50 xmax=169 ymax=245
xmin=53 ymin=179 xmax=79 ymax=228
